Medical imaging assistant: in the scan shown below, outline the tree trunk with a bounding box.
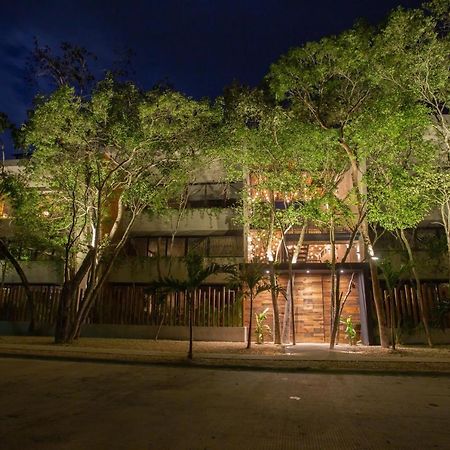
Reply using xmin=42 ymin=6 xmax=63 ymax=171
xmin=340 ymin=142 xmax=389 ymax=348
xmin=188 ymin=290 xmax=194 ymax=359
xmin=54 ymin=282 xmax=74 ymax=344
xmin=368 ymin=258 xmax=390 ymax=348
xmin=64 ymin=212 xmax=138 ymax=343
xmin=400 ymin=229 xmax=433 ymax=347
xmin=329 ymin=225 xmax=340 ymax=350
xmin=330 ymin=275 xmax=342 ymax=349
xmin=287 ymin=223 xmax=307 ymax=345
xmin=247 ymin=292 xmax=253 ymax=349
xmin=0 ymin=239 xmax=35 ymax=333
xmin=287 ymin=259 xmax=296 ymax=345
xmin=330 ymin=296 xmax=341 ymax=349
xmin=265 ymin=190 xmax=281 ymax=345
xmin=268 ymin=261 xmax=281 ymax=344
xmin=440 ymin=200 xmax=450 ymax=289
xmin=358 ymin=219 xmax=389 ymax=348
xmin=54 ymin=249 xmax=94 ymax=344
xmin=388 ymin=287 xmax=396 ymax=350
xmin=282 ymin=276 xmax=293 ymax=344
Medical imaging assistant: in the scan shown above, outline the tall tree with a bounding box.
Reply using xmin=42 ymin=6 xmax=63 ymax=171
xmin=220 ymin=85 xmax=284 ymax=344
xmin=0 ymin=170 xmax=53 ymax=332
xmin=374 ymin=3 xmax=450 ymax=286
xmin=366 ymin=114 xmax=437 ymax=346
xmin=26 ymin=39 xmax=97 ymax=94
xmin=0 ymin=115 xmax=54 ymax=332
xmin=267 ymin=23 xmax=436 ymax=347
xmin=22 ymin=78 xmax=219 ymax=343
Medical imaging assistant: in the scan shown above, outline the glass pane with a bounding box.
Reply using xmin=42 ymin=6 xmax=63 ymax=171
xmin=187 ymin=237 xmax=208 ymax=256
xmin=129 ymin=237 xmax=149 ymax=257
xmin=148 ymin=238 xmax=166 ymax=257
xmin=167 ymin=238 xmax=186 ymax=257
xmin=209 ymin=236 xmax=242 ymax=257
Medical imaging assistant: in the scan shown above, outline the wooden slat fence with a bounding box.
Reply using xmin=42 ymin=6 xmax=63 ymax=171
xmin=89 ymin=284 xmax=242 ymax=327
xmin=381 ymin=282 xmax=450 ymax=329
xmin=0 ymin=284 xmax=243 ymax=327
xmin=0 ymin=285 xmax=61 ymax=324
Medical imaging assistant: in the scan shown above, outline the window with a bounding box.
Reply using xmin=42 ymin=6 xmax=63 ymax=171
xmin=209 ymin=236 xmax=243 ymax=257
xmin=127 ymin=235 xmax=243 ymax=258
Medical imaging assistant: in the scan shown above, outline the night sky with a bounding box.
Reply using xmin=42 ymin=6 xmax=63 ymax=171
xmin=0 ymin=0 xmax=423 ymax=150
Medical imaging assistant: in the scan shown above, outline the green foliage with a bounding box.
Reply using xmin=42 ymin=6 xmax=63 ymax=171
xmin=219 ymin=83 xmax=350 ymax=265
xmin=266 ymin=9 xmax=442 ymax=269
xmin=373 ymin=6 xmax=449 ymax=109
xmin=227 ymin=262 xmax=271 ymax=300
xmin=20 ymin=77 xmax=218 ymax=264
xmin=149 ymin=252 xmax=234 ymax=294
xmin=26 ymin=40 xmax=97 ymax=93
xmin=268 ymin=25 xmax=374 ymax=126
xmin=255 ymin=308 xmax=271 ymax=344
xmin=378 ymin=259 xmax=411 ymax=289
xmin=0 ymin=169 xmax=60 ymax=256
xmin=340 ymin=315 xmax=357 ymax=345
xmin=431 ymin=299 xmax=450 ymax=330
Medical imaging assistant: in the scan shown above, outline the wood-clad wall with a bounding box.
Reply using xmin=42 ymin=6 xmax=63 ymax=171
xmin=246 ymin=272 xmax=362 ymax=343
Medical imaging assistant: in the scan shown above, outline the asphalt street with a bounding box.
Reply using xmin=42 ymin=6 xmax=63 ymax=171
xmin=0 ymin=358 xmax=449 ymax=450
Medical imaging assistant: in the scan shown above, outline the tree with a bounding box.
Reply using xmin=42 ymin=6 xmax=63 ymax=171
xmin=0 ymin=171 xmax=47 ymax=332
xmin=374 ymin=3 xmax=450 ymax=287
xmin=149 ymin=253 xmax=232 ymax=359
xmin=220 ymin=85 xmax=284 ymax=344
xmin=26 ymin=39 xmax=135 ymax=94
xmin=0 ymin=115 xmax=56 ymax=332
xmin=378 ymin=259 xmax=411 ymax=350
xmin=366 ymin=107 xmax=437 ymax=347
xmin=267 ymin=21 xmax=438 ymax=347
xmin=21 ymin=78 xmax=219 ymax=343
xmin=227 ymin=261 xmax=271 ymax=349
xmin=222 ymin=82 xmax=359 ymax=346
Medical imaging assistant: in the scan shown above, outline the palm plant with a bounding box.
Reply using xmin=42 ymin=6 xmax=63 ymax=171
xmin=148 ymin=252 xmax=233 ymax=359
xmin=228 ymin=262 xmax=271 ymax=349
xmin=378 ymin=259 xmax=411 ymax=350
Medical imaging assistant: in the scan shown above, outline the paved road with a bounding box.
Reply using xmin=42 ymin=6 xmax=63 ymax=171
xmin=0 ymin=358 xmax=449 ymax=450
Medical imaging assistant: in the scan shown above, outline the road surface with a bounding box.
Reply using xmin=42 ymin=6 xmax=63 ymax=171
xmin=0 ymin=358 xmax=449 ymax=449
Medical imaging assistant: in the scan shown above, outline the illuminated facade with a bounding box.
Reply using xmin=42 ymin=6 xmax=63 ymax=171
xmin=1 ymin=159 xmax=445 ymax=344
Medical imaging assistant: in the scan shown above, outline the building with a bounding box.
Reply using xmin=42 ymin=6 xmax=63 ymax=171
xmin=0 ymin=159 xmax=447 ymax=344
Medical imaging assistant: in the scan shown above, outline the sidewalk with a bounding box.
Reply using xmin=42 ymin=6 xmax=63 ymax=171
xmin=0 ymin=336 xmax=449 ymax=374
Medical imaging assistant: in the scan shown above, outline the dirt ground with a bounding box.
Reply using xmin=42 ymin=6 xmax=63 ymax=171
xmin=1 ymin=335 xmax=450 ymax=360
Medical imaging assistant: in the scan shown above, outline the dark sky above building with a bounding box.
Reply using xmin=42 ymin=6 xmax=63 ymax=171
xmin=1 ymin=0 xmax=423 ymax=129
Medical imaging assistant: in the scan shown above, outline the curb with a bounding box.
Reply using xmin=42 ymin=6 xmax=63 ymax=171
xmin=1 ymin=349 xmax=450 ymax=377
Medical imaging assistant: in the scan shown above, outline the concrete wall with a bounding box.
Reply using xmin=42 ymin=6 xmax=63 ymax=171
xmin=0 ymin=321 xmax=247 ymax=342
xmin=398 ymin=329 xmax=450 ymax=345
xmin=131 ymin=209 xmax=240 ymax=236
xmin=109 ymin=256 xmax=244 ymax=283
xmin=0 ymin=261 xmax=63 ymax=284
